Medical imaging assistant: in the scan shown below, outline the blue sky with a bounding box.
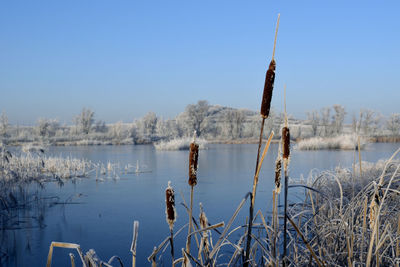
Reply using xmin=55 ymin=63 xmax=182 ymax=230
xmin=1 ymin=1 xmax=399 ymax=124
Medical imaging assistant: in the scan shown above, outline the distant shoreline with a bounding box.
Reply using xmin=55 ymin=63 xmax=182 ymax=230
xmin=3 ymin=135 xmax=400 ymax=147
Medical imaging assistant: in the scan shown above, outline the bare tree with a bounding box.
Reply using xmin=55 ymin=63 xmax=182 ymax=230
xmin=307 ymin=110 xmax=320 ymax=136
xmin=332 ymin=104 xmax=346 ymax=135
xmin=360 ymin=109 xmax=381 ymax=135
xmin=35 ymin=118 xmax=59 ymax=137
xmin=386 ymin=113 xmax=400 ymax=136
xmin=75 ymin=108 xmax=95 ymax=134
xmin=320 ymin=107 xmax=331 ymax=137
xmin=0 ymin=111 xmax=8 ymax=138
xmin=352 ymin=113 xmax=358 ymax=133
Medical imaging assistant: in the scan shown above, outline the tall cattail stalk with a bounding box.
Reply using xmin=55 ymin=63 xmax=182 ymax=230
xmin=245 ymin=14 xmax=280 ymax=267
xmin=272 ymin=147 xmax=282 ymax=266
xmin=282 ymin=84 xmax=291 ymax=263
xmin=185 ymin=132 xmax=199 ymax=266
xmin=165 ymin=181 xmax=176 ymax=266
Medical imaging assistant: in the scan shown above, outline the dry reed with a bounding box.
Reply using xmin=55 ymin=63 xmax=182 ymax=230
xmin=165 ymin=181 xmax=176 ymax=265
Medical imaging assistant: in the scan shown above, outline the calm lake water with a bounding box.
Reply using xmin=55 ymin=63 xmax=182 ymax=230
xmin=3 ymin=142 xmax=400 ymax=267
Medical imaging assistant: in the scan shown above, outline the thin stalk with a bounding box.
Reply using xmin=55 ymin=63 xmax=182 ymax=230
xmin=283 ymin=169 xmax=289 ymax=263
xmin=185 ymin=185 xmax=194 ymax=265
xmin=245 ymin=117 xmax=265 ymax=266
xmin=170 ymin=229 xmax=175 ymax=267
xmin=287 ymin=216 xmax=325 ymax=267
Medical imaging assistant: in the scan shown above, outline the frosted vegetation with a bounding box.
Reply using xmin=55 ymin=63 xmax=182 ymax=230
xmin=0 ymin=142 xmax=137 ymax=234
xmin=1 ymin=144 xmax=92 ymax=184
xmin=154 ymin=137 xmax=207 ymax=150
xmin=296 ymin=134 xmax=367 ymax=150
xmin=0 ymin=143 xmax=92 ymax=233
xmin=0 ymin=102 xmax=399 ymax=148
xmin=285 ymin=154 xmax=400 ymax=266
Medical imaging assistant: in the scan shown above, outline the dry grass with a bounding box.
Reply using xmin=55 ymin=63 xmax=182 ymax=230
xmin=154 ymin=137 xmax=207 ymax=151
xmin=297 ymin=134 xmax=367 ymax=150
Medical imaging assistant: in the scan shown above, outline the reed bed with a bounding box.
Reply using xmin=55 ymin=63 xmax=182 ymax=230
xmin=154 ymin=137 xmax=207 ymax=151
xmin=296 ymin=134 xmax=367 ymax=150
xmin=145 ymin=151 xmax=400 ymax=267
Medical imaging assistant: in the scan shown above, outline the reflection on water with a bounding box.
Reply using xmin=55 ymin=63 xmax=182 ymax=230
xmin=1 ymin=143 xmax=399 ymax=266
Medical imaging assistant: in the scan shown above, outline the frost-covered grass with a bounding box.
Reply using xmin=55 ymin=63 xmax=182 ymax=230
xmin=296 ymin=134 xmax=367 ymax=150
xmin=154 ymin=137 xmax=207 ymax=150
xmin=1 ymin=149 xmax=92 ymax=184
xmin=146 ymin=149 xmax=400 ymax=266
xmin=288 ymin=153 xmax=400 ymax=266
xmin=0 ymin=143 xmax=94 ymax=237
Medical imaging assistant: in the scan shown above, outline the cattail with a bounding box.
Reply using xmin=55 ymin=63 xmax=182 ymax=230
xmin=369 ymin=191 xmax=380 ymax=230
xmin=282 ymin=126 xmax=290 ymax=160
xmin=260 ymin=59 xmax=276 ymax=118
xmin=165 ymin=181 xmax=176 ymax=230
xmin=188 ymin=142 xmax=199 ymax=186
xmin=275 ymin=154 xmax=282 ymax=193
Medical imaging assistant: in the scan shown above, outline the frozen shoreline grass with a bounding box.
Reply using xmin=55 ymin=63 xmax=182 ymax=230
xmin=154 ymin=137 xmax=207 ymax=151
xmin=296 ymin=134 xmax=367 ymax=150
xmin=289 ymin=152 xmax=400 ymax=266
xmin=1 ymin=147 xmax=92 ymax=184
xmin=145 ymin=152 xmax=400 ymax=266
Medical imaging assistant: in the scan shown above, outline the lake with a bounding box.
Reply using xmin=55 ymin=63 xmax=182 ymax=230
xmin=2 ymin=142 xmax=399 ymax=267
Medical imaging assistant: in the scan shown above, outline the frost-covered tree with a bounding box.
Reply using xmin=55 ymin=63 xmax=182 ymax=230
xmin=360 ymin=109 xmax=381 ymax=135
xmin=142 ymin=112 xmax=158 ymax=136
xmin=35 ymin=118 xmax=59 ymax=137
xmin=307 ymin=110 xmax=320 ymax=136
xmin=386 ymin=113 xmax=400 ymax=136
xmin=156 ymin=118 xmax=168 ymax=138
xmin=75 ymin=108 xmax=95 ymax=134
xmin=180 ymin=100 xmax=210 ymax=137
xmin=320 ymin=107 xmax=332 ymax=137
xmin=332 ymin=104 xmax=346 ymax=135
xmin=352 ymin=113 xmax=358 ymax=133
xmin=134 ymin=112 xmax=158 ymax=139
xmin=110 ymin=121 xmax=124 ymax=143
xmin=94 ymin=120 xmax=107 ymax=133
xmin=223 ymin=110 xmax=245 ymax=139
xmin=0 ymin=111 xmax=8 ymax=138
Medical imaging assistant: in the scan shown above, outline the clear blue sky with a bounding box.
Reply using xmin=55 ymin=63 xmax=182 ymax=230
xmin=1 ymin=1 xmax=399 ymax=125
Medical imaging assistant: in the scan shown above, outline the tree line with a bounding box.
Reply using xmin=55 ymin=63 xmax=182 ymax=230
xmin=0 ymin=101 xmax=399 ymax=145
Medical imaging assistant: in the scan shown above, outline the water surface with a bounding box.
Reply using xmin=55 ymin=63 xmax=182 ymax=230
xmin=2 ymin=143 xmax=399 ymax=266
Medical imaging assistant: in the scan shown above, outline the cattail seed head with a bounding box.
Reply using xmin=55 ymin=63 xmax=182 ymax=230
xmin=369 ymin=191 xmax=380 ymax=230
xmin=165 ymin=181 xmax=176 ymax=230
xmin=188 ymin=142 xmax=199 ymax=186
xmin=260 ymin=59 xmax=276 ymax=118
xmin=282 ymin=126 xmax=290 ymax=160
xmin=275 ymin=155 xmax=282 ymax=194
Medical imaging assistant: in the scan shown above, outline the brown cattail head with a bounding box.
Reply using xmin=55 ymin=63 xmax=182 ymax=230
xmin=275 ymin=155 xmax=282 ymax=194
xmin=369 ymin=190 xmax=380 ymax=230
xmin=188 ymin=142 xmax=199 ymax=186
xmin=260 ymin=59 xmax=276 ymax=118
xmin=282 ymin=126 xmax=290 ymax=160
xmin=165 ymin=181 xmax=176 ymax=230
